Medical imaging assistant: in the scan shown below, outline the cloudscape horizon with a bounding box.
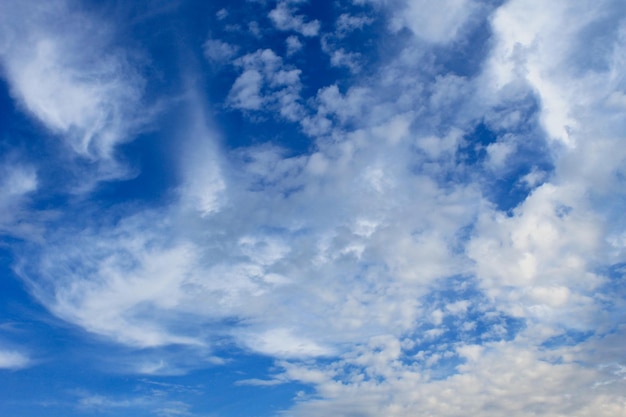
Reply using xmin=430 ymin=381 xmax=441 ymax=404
xmin=1 ymin=0 xmax=626 ymax=416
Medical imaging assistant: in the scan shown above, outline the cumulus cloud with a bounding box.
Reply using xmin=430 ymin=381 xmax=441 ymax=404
xmin=227 ymin=48 xmax=304 ymax=120
xmin=321 ymin=37 xmax=363 ymax=73
xmin=269 ymin=1 xmax=320 ymax=37
xmin=280 ymin=341 xmax=626 ymax=417
xmin=203 ymin=38 xmax=238 ymax=63
xmin=285 ymin=35 xmax=303 ymax=55
xmin=335 ymin=13 xmax=373 ymax=37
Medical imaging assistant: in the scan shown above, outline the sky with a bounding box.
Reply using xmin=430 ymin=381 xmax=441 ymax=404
xmin=0 ymin=0 xmax=626 ymax=415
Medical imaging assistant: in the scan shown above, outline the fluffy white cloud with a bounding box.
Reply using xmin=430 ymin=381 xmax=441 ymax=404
xmin=227 ymin=48 xmax=304 ymax=120
xmin=335 ymin=13 xmax=373 ymax=37
xmin=321 ymin=37 xmax=363 ymax=73
xmin=269 ymin=1 xmax=320 ymax=37
xmin=468 ymin=0 xmax=626 ymax=337
xmin=280 ymin=341 xmax=626 ymax=417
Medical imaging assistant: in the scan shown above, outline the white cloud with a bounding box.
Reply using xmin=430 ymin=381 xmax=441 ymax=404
xmin=228 ymin=69 xmax=265 ymax=110
xmin=0 ymin=348 xmax=30 ymax=370
xmin=216 ymin=8 xmax=228 ymax=20
xmin=8 ymin=0 xmax=626 ymax=415
xmin=269 ymin=1 xmax=320 ymax=37
xmin=467 ymin=0 xmax=626 ymax=340
xmin=362 ymin=0 xmax=479 ymax=43
xmin=336 ymin=13 xmax=373 ymax=36
xmin=0 ymin=0 xmax=149 ymax=183
xmin=17 ymin=120 xmax=480 ymax=358
xmin=279 ymin=340 xmax=626 ymax=417
xmin=177 ymin=93 xmax=226 ymax=216
xmin=323 ymin=41 xmax=362 ymax=74
xmin=485 ymin=139 xmax=515 ymax=170
xmin=227 ymin=49 xmax=304 ymax=121
xmin=237 ymin=328 xmax=334 ymax=358
xmin=286 ymin=35 xmax=303 ymax=55
xmin=203 ymin=39 xmax=238 ymax=63
xmin=0 ymin=159 xmax=40 ymax=238
xmin=0 ymin=164 xmax=37 ymax=198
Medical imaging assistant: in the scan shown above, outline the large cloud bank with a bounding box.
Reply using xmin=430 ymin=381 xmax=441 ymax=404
xmin=1 ymin=0 xmax=625 ymax=415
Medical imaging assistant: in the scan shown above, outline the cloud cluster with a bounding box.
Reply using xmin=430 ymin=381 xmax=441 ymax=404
xmin=269 ymin=0 xmax=321 ymax=37
xmin=227 ymin=49 xmax=304 ymax=121
xmin=3 ymin=0 xmax=626 ymax=415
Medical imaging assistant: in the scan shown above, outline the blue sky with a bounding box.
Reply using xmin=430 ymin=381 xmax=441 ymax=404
xmin=1 ymin=0 xmax=626 ymax=415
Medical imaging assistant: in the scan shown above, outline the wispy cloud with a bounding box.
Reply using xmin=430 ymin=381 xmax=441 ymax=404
xmin=0 ymin=158 xmax=37 ymax=237
xmin=0 ymin=348 xmax=30 ymax=370
xmin=0 ymin=0 xmax=150 ymax=186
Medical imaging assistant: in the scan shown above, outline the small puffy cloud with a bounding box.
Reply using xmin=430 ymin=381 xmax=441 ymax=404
xmin=228 ymin=69 xmax=265 ymax=110
xmin=336 ymin=13 xmax=373 ymax=37
xmin=227 ymin=49 xmax=304 ymax=120
xmin=327 ymin=48 xmax=362 ymax=73
xmin=203 ymin=39 xmax=238 ymax=63
xmin=285 ymin=35 xmax=303 ymax=55
xmin=485 ymin=140 xmax=516 ymax=171
xmin=269 ymin=1 xmax=320 ymax=37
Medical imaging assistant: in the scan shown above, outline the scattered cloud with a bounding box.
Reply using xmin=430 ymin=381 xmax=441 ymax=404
xmin=1 ymin=0 xmax=626 ymax=416
xmin=227 ymin=48 xmax=304 ymax=120
xmin=335 ymin=13 xmax=373 ymax=37
xmin=285 ymin=35 xmax=303 ymax=55
xmin=203 ymin=39 xmax=239 ymax=63
xmin=269 ymin=1 xmax=320 ymax=37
